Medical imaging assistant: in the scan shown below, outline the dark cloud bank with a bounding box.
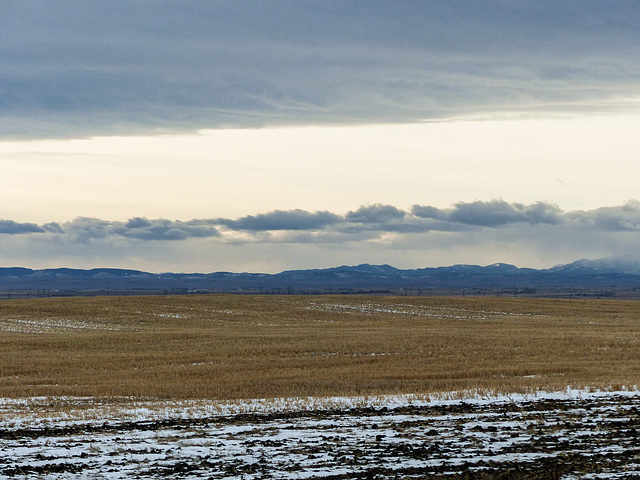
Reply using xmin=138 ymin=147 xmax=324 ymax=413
xmin=5 ymin=200 xmax=640 ymax=243
xmin=2 ymin=1 xmax=639 ymax=139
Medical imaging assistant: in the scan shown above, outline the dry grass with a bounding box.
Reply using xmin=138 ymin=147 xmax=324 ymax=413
xmin=0 ymin=295 xmax=638 ymax=400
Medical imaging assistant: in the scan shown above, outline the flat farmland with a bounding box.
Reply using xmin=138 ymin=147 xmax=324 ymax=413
xmin=0 ymin=294 xmax=638 ymax=399
xmin=2 ymin=295 xmax=640 ymax=478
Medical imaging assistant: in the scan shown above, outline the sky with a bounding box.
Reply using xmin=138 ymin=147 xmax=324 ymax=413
xmin=2 ymin=1 xmax=640 ymax=273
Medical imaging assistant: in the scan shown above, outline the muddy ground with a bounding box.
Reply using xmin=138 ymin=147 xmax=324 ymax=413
xmin=1 ymin=393 xmax=639 ymax=479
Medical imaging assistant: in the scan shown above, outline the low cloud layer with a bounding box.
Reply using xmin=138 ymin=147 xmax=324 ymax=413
xmin=413 ymin=200 xmax=564 ymax=227
xmin=4 ymin=200 xmax=640 ymax=272
xmin=2 ymin=1 xmax=640 ymax=139
xmin=3 ymin=199 xmax=640 ymax=241
xmin=216 ymin=210 xmax=340 ymax=232
xmin=26 ymin=217 xmax=220 ymax=243
xmin=0 ymin=220 xmax=45 ymax=235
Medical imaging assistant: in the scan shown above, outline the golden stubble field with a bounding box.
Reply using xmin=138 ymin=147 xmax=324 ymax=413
xmin=0 ymin=294 xmax=638 ymax=400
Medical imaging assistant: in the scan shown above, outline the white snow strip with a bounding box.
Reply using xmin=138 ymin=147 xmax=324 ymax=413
xmin=0 ymin=387 xmax=637 ymax=430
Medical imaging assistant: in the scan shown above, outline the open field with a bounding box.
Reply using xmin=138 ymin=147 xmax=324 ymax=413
xmin=1 ymin=295 xmax=640 ymax=478
xmin=1 ymin=294 xmax=640 ymax=400
xmin=0 ymin=294 xmax=639 ymax=399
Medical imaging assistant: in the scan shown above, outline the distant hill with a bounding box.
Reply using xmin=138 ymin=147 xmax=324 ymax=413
xmin=548 ymin=256 xmax=640 ymax=275
xmin=1 ymin=256 xmax=640 ymax=298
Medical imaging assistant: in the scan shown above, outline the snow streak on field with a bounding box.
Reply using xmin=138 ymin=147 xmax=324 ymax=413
xmin=1 ymin=390 xmax=639 ymax=479
xmin=304 ymin=301 xmax=548 ymax=320
xmin=0 ymin=317 xmax=127 ymax=334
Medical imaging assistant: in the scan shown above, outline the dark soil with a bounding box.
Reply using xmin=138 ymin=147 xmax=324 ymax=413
xmin=1 ymin=393 xmax=639 ymax=479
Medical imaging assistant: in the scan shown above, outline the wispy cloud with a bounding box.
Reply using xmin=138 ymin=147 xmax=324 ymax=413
xmin=2 ymin=1 xmax=639 ymax=139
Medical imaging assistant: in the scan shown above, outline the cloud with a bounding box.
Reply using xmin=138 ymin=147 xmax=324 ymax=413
xmin=0 ymin=220 xmax=45 ymax=234
xmin=8 ymin=200 xmax=640 ymax=244
xmin=413 ymin=200 xmax=563 ymax=227
xmin=124 ymin=217 xmax=153 ymax=229
xmin=118 ymin=218 xmax=221 ymax=241
xmin=5 ymin=200 xmax=640 ymax=272
xmin=565 ymin=200 xmax=640 ymax=231
xmin=411 ymin=205 xmax=448 ymax=221
xmin=2 ymin=1 xmax=640 ymax=139
xmin=209 ymin=199 xmax=640 ymax=240
xmin=345 ymin=204 xmax=406 ymax=224
xmin=42 ymin=222 xmax=64 ymax=234
xmin=216 ymin=210 xmax=341 ymax=232
xmin=60 ymin=217 xmax=220 ymax=242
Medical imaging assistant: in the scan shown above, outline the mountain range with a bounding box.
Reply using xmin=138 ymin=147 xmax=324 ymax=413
xmin=2 ymin=256 xmax=640 ymax=298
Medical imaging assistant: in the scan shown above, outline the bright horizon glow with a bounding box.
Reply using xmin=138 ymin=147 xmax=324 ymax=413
xmin=1 ymin=113 xmax=639 ymax=224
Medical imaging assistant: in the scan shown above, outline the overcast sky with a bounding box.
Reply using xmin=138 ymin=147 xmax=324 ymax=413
xmin=2 ymin=1 xmax=640 ymax=272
